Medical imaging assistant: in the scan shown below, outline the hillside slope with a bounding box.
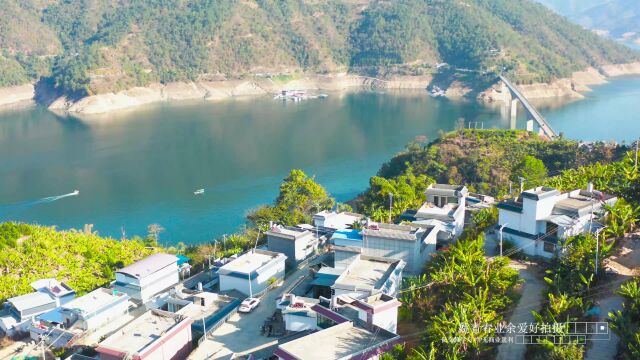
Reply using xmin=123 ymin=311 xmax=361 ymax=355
xmin=538 ymin=0 xmax=640 ymax=46
xmin=1 ymin=0 xmax=638 ymax=96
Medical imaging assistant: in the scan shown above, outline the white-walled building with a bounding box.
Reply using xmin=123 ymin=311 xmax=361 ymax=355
xmin=266 ymin=225 xmax=318 ymax=268
xmin=336 ymin=293 xmax=402 ymax=333
xmin=497 ymin=186 xmax=617 ymax=258
xmin=331 ymin=223 xmax=433 ymax=275
xmin=59 ymin=288 xmax=130 ymax=331
xmin=218 ymin=249 xmax=287 ymax=296
xmin=0 ymin=279 xmax=75 ymax=335
xmin=313 ymin=211 xmax=365 ymax=230
xmin=113 ymin=253 xmax=180 ymax=303
xmin=331 ymin=254 xmax=404 ymax=299
xmin=414 ymin=184 xmax=468 ymax=238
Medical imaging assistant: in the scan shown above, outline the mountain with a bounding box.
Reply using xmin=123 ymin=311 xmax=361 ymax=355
xmin=0 ymin=0 xmax=638 ymax=96
xmin=537 ymin=0 xmax=640 ymax=46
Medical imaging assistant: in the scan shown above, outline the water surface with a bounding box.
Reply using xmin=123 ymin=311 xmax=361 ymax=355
xmin=1 ymin=79 xmax=639 ymax=244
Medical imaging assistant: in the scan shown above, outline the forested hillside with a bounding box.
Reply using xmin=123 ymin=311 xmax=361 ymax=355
xmin=1 ymin=0 xmax=637 ymax=96
xmin=538 ymin=0 xmax=640 ymax=46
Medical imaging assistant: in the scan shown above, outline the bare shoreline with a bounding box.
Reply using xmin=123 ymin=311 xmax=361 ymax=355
xmin=2 ymin=62 xmax=640 ymax=115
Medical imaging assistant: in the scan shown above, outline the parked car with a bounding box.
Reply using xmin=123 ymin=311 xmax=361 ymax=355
xmin=239 ymin=297 xmax=260 ymax=313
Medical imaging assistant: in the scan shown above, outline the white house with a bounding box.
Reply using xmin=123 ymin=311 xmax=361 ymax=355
xmin=413 ymin=184 xmax=468 ymax=238
xmin=113 ymin=253 xmax=180 ymax=303
xmin=335 ymin=293 xmax=402 ymax=333
xmin=266 ymin=225 xmax=318 ymax=268
xmin=218 ymin=249 xmax=287 ymax=297
xmin=313 ymin=211 xmax=365 ymax=230
xmin=331 ymin=253 xmax=404 ymax=300
xmin=59 ymin=288 xmax=130 ymax=331
xmin=497 ymin=185 xmax=618 ymax=258
xmin=331 ymin=223 xmax=433 ymax=275
xmin=0 ymin=279 xmax=75 ymax=335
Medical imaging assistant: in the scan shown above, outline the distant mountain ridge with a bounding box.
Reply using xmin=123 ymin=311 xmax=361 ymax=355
xmin=0 ymin=0 xmax=638 ymax=97
xmin=537 ymin=0 xmax=640 ymax=46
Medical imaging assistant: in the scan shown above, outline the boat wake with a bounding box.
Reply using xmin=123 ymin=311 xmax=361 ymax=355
xmin=0 ymin=190 xmax=80 ymax=212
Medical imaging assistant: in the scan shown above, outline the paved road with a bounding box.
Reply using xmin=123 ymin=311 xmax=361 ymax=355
xmin=497 ymin=261 xmax=545 ymax=360
xmin=188 ymin=263 xmax=312 ymax=360
xmin=585 ymin=295 xmax=624 ymax=360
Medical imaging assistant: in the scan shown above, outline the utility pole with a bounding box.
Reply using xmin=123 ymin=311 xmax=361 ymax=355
xmin=594 ymin=226 xmax=607 ymax=276
xmin=499 ymin=223 xmax=508 ymax=257
xmin=388 ymin=193 xmax=393 ymax=223
xmin=509 ymin=181 xmax=513 ymax=195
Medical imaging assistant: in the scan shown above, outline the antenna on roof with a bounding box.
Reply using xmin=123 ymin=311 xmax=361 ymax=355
xmin=518 ymin=177 xmax=526 ymax=194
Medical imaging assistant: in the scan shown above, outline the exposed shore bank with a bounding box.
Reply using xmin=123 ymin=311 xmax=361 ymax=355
xmin=1 ymin=62 xmax=640 ymax=114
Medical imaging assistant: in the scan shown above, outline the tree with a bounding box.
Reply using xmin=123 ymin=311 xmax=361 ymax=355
xmin=145 ymin=223 xmax=165 ymax=247
xmin=248 ymin=169 xmax=335 ymax=227
xmin=512 ymin=155 xmax=547 ymax=186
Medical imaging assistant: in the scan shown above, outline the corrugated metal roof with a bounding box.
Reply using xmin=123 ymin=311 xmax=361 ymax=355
xmin=116 ymin=253 xmax=178 ymax=279
xmin=8 ymin=292 xmax=55 ymax=312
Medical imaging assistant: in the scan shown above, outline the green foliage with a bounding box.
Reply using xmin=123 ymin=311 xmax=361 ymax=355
xmin=2 ymin=0 xmax=638 ymax=93
xmin=0 ymin=55 xmax=29 ymax=87
xmin=350 ymin=1 xmax=434 ymax=67
xmin=358 ymin=165 xmax=433 ymax=222
xmin=373 ymin=130 xmax=622 ymax=198
xmin=0 ymin=223 xmax=153 ymax=302
xmin=248 ymin=169 xmax=335 ymax=227
xmin=610 ymin=278 xmax=640 ymax=359
xmin=546 ymin=151 xmax=640 ymax=205
xmin=603 ymin=198 xmax=640 ymax=238
xmin=512 ymin=155 xmax=547 ymax=186
xmin=400 ymin=235 xmax=521 ymax=359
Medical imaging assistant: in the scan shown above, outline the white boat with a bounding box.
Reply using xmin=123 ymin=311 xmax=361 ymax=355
xmin=71 ymin=190 xmax=80 ymax=196
xmin=429 ymin=86 xmax=446 ymax=98
xmin=194 ymin=189 xmax=205 ymax=195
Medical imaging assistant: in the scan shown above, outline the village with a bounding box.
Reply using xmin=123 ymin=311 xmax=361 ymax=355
xmin=1 ymin=179 xmax=635 ymax=360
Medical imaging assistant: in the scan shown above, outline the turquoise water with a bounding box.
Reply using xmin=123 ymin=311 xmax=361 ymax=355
xmin=1 ymin=78 xmax=639 ymax=244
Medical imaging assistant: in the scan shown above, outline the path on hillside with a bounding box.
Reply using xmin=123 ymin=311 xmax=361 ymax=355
xmin=497 ymin=261 xmax=545 ymax=360
xmin=584 ymin=294 xmax=624 ymax=360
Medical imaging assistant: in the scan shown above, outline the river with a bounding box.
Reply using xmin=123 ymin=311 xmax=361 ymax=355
xmin=1 ymin=77 xmax=639 ymax=245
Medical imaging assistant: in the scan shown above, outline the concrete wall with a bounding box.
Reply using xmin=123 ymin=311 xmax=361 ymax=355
xmin=372 ymin=307 xmax=399 ymax=333
xmin=115 ymin=267 xmax=179 ymax=302
xmin=77 ymin=298 xmax=130 ymax=331
xmin=503 ymin=233 xmax=555 ymax=259
xmin=219 ymin=258 xmax=285 ymax=296
xmin=268 ymin=235 xmax=316 ymax=268
xmin=283 ymin=313 xmax=317 ymax=332
xmin=334 ymin=249 xmax=360 ymax=269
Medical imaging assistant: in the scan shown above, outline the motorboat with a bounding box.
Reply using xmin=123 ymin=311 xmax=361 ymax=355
xmin=194 ymin=189 xmax=205 ymax=195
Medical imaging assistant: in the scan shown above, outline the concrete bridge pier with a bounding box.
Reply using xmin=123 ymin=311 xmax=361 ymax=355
xmin=510 ymin=99 xmax=519 ymax=129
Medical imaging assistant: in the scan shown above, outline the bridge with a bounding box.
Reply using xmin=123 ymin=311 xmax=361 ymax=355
xmin=499 ymin=75 xmax=558 ymax=139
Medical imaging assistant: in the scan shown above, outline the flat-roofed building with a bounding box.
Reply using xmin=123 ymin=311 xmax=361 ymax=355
xmin=273 ymin=321 xmax=401 ymax=360
xmin=218 ymin=249 xmax=287 ymax=296
xmin=0 ymin=279 xmax=75 ymax=335
xmin=96 ymin=310 xmax=193 ymax=360
xmin=497 ymin=185 xmax=617 ymax=258
xmin=114 ymin=253 xmax=179 ymax=303
xmin=165 ymin=290 xmax=240 ymax=340
xmin=313 ymin=211 xmax=365 ymax=230
xmin=415 ymin=184 xmax=468 ymax=237
xmin=59 ymin=288 xmax=130 ymax=331
xmin=332 ymin=223 xmax=433 ymax=275
xmin=335 ymin=293 xmax=402 ymax=333
xmin=332 ymin=254 xmax=404 ymax=299
xmin=266 ymin=225 xmax=318 ymax=268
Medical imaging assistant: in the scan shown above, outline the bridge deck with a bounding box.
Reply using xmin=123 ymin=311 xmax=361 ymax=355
xmin=500 ymin=75 xmax=558 ymax=138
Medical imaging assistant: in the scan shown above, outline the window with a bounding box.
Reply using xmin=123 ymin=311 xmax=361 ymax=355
xmin=543 ymin=242 xmax=555 ymax=253
xmin=435 ymin=196 xmax=449 ymax=208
